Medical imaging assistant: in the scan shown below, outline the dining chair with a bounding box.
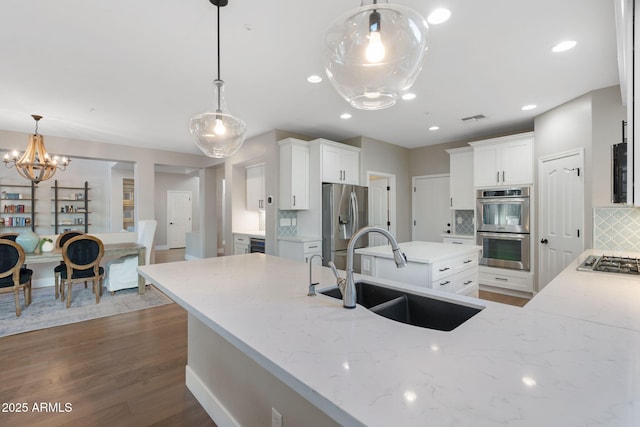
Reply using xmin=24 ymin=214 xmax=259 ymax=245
xmin=0 ymin=240 xmax=33 ymax=316
xmin=0 ymin=232 xmax=19 ymax=241
xmin=60 ymin=235 xmax=105 ymax=308
xmin=106 ymin=219 xmax=157 ymax=294
xmin=54 ymin=230 xmax=85 ymax=300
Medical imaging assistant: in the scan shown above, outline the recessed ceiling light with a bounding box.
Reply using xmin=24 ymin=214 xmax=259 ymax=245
xmin=429 ymin=126 xmax=440 ymax=131
xmin=402 ymin=92 xmax=417 ymax=101
xmin=427 ymin=8 xmax=451 ymax=25
xmin=521 ymin=104 xmax=537 ymax=111
xmin=552 ymin=40 xmax=576 ymax=53
xmin=340 ymin=113 xmax=352 ymax=119
xmin=307 ymin=75 xmax=323 ymax=83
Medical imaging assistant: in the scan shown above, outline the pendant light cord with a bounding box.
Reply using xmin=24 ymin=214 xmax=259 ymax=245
xmin=216 ymin=3 xmax=222 ymax=112
xmin=217 ymin=3 xmax=221 ymax=81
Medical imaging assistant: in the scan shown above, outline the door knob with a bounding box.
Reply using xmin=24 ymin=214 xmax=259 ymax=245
xmin=540 ymin=238 xmax=548 ymax=244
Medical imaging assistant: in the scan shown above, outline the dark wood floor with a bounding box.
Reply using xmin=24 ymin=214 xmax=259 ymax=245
xmin=0 ymin=249 xmax=216 ymax=427
xmin=479 ymin=290 xmax=530 ymax=307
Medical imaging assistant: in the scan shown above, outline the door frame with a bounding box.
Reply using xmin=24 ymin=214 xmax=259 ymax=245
xmin=411 ymin=173 xmax=450 ymax=241
xmin=537 ymin=147 xmax=585 ymax=290
xmin=367 ymin=171 xmax=397 ymax=241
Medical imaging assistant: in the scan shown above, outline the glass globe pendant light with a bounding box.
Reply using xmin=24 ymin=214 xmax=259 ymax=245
xmin=324 ymin=0 xmax=429 ymax=110
xmin=190 ymin=0 xmax=247 ymax=158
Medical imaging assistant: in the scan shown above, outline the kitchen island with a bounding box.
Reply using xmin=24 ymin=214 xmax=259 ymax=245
xmin=357 ymin=241 xmax=482 ymax=297
xmin=138 ymin=252 xmax=640 ymax=427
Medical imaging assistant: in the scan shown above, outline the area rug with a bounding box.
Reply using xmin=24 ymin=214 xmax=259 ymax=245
xmin=0 ymin=285 xmax=174 ymax=338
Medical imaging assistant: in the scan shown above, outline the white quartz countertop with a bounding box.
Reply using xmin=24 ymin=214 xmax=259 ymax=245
xmin=232 ymin=230 xmax=265 ymax=238
xmin=356 ymin=240 xmax=481 ymax=263
xmin=139 ymin=252 xmax=640 ymax=427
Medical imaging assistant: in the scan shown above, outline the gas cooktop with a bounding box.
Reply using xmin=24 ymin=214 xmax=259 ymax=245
xmin=577 ymin=255 xmax=640 ymax=275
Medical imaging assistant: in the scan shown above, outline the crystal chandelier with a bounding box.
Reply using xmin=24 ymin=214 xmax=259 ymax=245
xmin=324 ymin=0 xmax=429 ymax=110
xmin=3 ymin=115 xmax=70 ymax=184
xmin=190 ymin=0 xmax=247 ymax=158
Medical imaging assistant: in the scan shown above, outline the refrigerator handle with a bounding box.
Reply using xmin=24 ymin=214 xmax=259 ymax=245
xmin=350 ymin=191 xmax=359 ymax=236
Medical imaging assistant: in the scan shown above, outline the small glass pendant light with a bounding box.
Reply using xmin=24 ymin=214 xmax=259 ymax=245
xmin=324 ymin=0 xmax=429 ymax=110
xmin=190 ymin=0 xmax=247 ymax=158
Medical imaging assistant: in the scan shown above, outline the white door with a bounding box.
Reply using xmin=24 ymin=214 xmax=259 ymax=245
xmin=539 ymin=149 xmax=584 ymax=290
xmin=167 ymin=191 xmax=192 ymax=249
xmin=412 ymin=175 xmax=451 ymax=241
xmin=369 ymin=176 xmax=390 ymax=247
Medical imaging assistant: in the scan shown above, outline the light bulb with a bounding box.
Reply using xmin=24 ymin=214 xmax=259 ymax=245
xmin=213 ymin=117 xmax=226 ymax=136
xmin=366 ymin=31 xmax=385 ymax=63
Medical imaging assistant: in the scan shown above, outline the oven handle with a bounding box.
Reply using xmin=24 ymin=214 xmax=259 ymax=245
xmin=477 ymin=197 xmax=529 ymax=204
xmin=476 ymin=231 xmax=530 ymax=240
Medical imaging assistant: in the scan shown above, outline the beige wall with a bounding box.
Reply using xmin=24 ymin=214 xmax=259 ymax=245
xmin=533 ymin=85 xmax=625 ymax=250
xmin=346 ymin=136 xmax=412 ymax=242
xmin=154 ymin=171 xmax=200 ymax=249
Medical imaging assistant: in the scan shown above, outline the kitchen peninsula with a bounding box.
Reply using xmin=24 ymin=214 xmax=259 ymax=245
xmin=138 ymin=252 xmax=640 ymax=427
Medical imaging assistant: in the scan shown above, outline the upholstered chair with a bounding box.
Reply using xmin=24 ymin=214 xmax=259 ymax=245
xmin=0 ymin=240 xmax=33 ymax=316
xmin=106 ymin=220 xmax=157 ymax=294
xmin=53 ymin=230 xmax=85 ymax=300
xmin=60 ymin=235 xmax=105 ymax=308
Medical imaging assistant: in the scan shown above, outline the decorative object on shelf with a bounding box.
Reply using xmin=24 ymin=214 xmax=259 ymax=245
xmin=189 ymin=0 xmax=247 ymax=159
xmin=2 ymin=115 xmax=70 ymax=183
xmin=39 ymin=237 xmax=54 ymax=253
xmin=324 ymin=0 xmax=429 ymax=110
xmin=15 ymin=229 xmax=39 ymax=253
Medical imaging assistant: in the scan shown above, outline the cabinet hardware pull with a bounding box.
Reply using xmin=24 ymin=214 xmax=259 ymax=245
xmin=502 ymin=171 xmax=505 ymax=182
xmin=495 ymin=277 xmax=508 ymax=281
xmin=293 ymin=195 xmax=296 ymax=206
xmin=463 ymin=259 xmax=472 ymax=263
xmin=308 ymin=245 xmax=318 ymax=249
xmin=439 ymin=267 xmax=450 ymax=272
xmin=463 ymin=280 xmax=472 ymax=285
xmin=496 ymin=171 xmax=499 ymax=183
xmin=440 ymin=281 xmax=450 ymax=286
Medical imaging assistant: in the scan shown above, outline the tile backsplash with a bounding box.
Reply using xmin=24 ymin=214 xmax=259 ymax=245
xmin=277 ymin=210 xmax=298 ymax=237
xmin=593 ymin=206 xmax=640 ymax=251
xmin=453 ymin=210 xmax=475 ymax=236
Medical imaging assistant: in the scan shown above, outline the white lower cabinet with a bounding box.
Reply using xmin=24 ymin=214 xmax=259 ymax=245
xmin=479 ymin=266 xmax=534 ymax=293
xmin=233 ymin=234 xmax=250 ymax=255
xmin=278 ymin=239 xmax=322 ymax=264
xmin=360 ymin=249 xmax=479 ymax=298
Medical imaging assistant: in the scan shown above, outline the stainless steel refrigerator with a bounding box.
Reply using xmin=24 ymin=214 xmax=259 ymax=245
xmin=322 ymin=183 xmax=368 ymax=271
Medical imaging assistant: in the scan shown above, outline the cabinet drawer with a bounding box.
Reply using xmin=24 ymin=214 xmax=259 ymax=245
xmin=234 ymin=235 xmax=250 ymax=244
xmin=433 ymin=269 xmax=477 ymax=294
xmin=303 ymin=241 xmax=321 ymax=253
xmin=479 ymin=269 xmax=533 ymax=292
xmin=431 ymin=252 xmax=478 ymax=281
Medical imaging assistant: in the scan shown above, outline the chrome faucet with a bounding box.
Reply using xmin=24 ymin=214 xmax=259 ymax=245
xmin=308 ymin=253 xmax=324 ymax=296
xmin=339 ymin=226 xmax=407 ymax=309
xmin=308 ymin=254 xmax=344 ymax=296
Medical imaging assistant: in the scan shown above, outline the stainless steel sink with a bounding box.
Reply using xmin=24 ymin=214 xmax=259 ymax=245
xmin=319 ymin=281 xmax=483 ymax=331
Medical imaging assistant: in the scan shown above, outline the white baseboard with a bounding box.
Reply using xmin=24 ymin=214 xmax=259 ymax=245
xmin=185 ymin=365 xmax=239 ymax=427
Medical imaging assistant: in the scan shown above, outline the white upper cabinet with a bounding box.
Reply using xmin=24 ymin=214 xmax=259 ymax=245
xmin=318 ymin=139 xmax=360 ymax=185
xmin=446 ymin=147 xmax=474 ymax=209
xmin=246 ymin=164 xmax=265 ymax=210
xmin=279 ymin=138 xmax=309 ymax=210
xmin=470 ymin=133 xmax=533 ymax=187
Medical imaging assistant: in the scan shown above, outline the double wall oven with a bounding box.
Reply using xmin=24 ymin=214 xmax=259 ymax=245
xmin=476 ymin=187 xmax=530 ymax=271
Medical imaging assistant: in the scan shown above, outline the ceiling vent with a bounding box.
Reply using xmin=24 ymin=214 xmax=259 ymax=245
xmin=461 ymin=114 xmax=487 ymax=123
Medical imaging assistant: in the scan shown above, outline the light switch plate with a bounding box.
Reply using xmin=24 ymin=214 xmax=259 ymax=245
xmin=280 ymin=218 xmax=291 ymax=227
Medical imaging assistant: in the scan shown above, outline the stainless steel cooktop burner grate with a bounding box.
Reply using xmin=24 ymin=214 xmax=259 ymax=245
xmin=578 ymin=255 xmax=640 ymax=275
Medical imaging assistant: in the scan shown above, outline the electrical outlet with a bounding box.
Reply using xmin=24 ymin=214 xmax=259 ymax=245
xmin=271 ymin=408 xmax=283 ymax=427
xmin=279 ymin=218 xmax=291 ymax=227
xmin=457 ymin=216 xmax=462 ymax=224
xmin=291 ymin=217 xmax=296 ymax=226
